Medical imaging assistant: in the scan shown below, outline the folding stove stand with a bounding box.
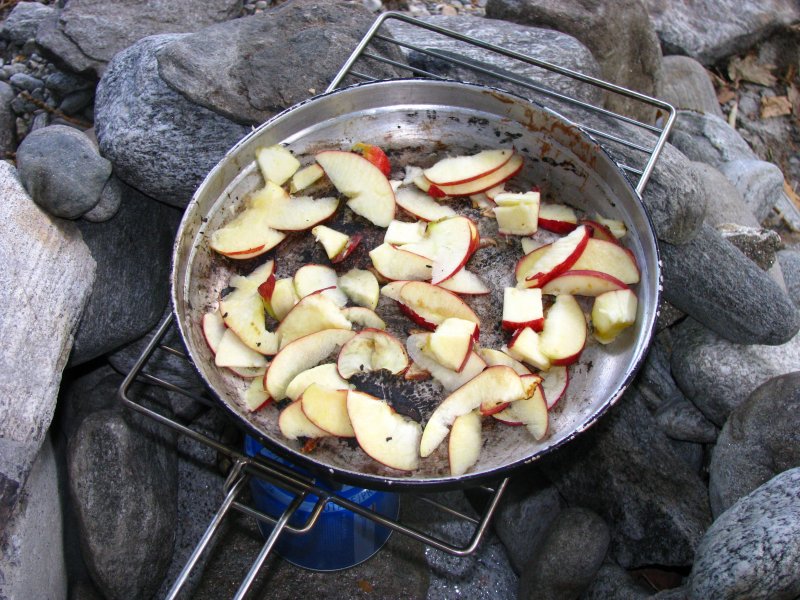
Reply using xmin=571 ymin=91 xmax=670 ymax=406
xmin=118 ymin=12 xmax=675 ymax=599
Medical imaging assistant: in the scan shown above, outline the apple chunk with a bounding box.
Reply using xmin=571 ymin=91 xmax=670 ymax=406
xmin=337 ymin=329 xmax=409 ymax=379
xmin=301 ymin=384 xmax=354 ymax=437
xmin=539 ymin=294 xmax=587 ymax=366
xmin=538 ymin=203 xmax=578 ymax=234
xmin=502 ymin=287 xmax=544 ymax=331
xmin=256 ymin=144 xmax=300 ymax=186
xmin=394 ymin=186 xmax=457 ymax=222
xmin=312 ymin=225 xmax=358 ymax=262
xmin=591 ymin=288 xmax=638 ymax=344
xmin=339 ymin=268 xmax=379 ymax=310
xmin=290 ymin=163 xmax=325 ymax=193
xmin=264 ymin=329 xmax=356 ymax=401
xmin=263 ymin=277 xmax=299 ymax=321
xmin=449 ymin=411 xmax=482 ymax=476
xmin=369 ymin=243 xmax=433 ymax=282
xmin=426 ymin=317 xmax=478 ymax=372
xmin=506 ymin=327 xmax=551 ymax=371
xmin=209 ymin=207 xmax=286 ymax=259
xmin=316 ymin=150 xmax=396 ymax=227
xmin=384 ymin=220 xmax=426 ymax=245
xmin=219 ymin=261 xmax=279 ymax=355
xmin=493 ymin=383 xmax=548 ymax=440
xmin=407 ymin=333 xmax=486 ymax=392
xmin=251 ymin=181 xmax=338 ymax=231
xmin=347 ymin=390 xmax=422 ymax=471
xmin=420 ymin=366 xmax=527 ymax=457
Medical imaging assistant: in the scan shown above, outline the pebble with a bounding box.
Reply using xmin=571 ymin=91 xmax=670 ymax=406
xmin=9 ymin=72 xmax=42 ymax=91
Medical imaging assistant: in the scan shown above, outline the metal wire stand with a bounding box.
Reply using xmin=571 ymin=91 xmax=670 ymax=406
xmin=118 ymin=12 xmax=675 ymax=599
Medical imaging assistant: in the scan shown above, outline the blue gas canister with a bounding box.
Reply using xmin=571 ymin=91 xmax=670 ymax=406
xmin=244 ymin=435 xmax=400 ymax=571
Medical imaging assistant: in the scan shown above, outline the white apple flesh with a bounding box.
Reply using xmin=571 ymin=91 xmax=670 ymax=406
xmin=219 ymin=261 xmax=279 ymax=355
xmin=339 ymin=268 xmax=380 ymax=310
xmin=516 ymin=225 xmax=590 ymax=288
xmin=293 ymin=264 xmax=348 ymax=307
xmin=300 ymin=384 xmax=354 ymax=437
xmin=406 ymin=333 xmax=486 ymax=392
xmin=539 ymin=294 xmax=587 ymax=366
xmin=424 ymin=149 xmax=513 ymax=186
xmin=506 ymin=327 xmax=551 ymax=371
xmin=592 ymin=288 xmax=638 ymax=344
xmin=369 ymin=243 xmax=433 ymax=281
xmin=394 ymin=186 xmax=457 ymax=222
xmin=201 ymin=310 xmax=226 ymax=354
xmin=502 ymin=287 xmax=544 ymax=331
xmin=431 ymin=153 xmax=524 ymax=197
xmin=437 ymin=268 xmax=490 ymax=295
xmin=250 ymin=181 xmax=338 ymax=231
xmin=214 ymin=328 xmax=269 ymax=369
xmin=337 ymin=329 xmax=409 ymax=379
xmin=256 ymin=144 xmax=300 ymax=186
xmin=478 ymin=348 xmax=532 ymax=376
xmin=538 ymin=203 xmax=578 ymax=234
xmin=570 ymin=238 xmax=640 ymax=284
xmin=264 ymin=277 xmax=299 ymax=321
xmin=398 ymin=281 xmax=480 ymax=330
xmin=285 ymin=362 xmax=351 ymax=401
xmin=275 ymin=292 xmax=352 ymax=349
xmin=340 ymin=306 xmax=386 ymax=330
xmin=540 ymin=270 xmax=629 ymax=297
xmin=448 ymin=410 xmax=482 ymax=476
xmin=426 ymin=216 xmax=478 ymax=284
xmin=426 ymin=317 xmax=477 ymax=372
xmin=279 ymin=400 xmax=328 ymax=440
xmin=493 ymin=383 xmax=548 ymax=440
xmin=290 ymin=163 xmax=325 ymax=193
xmin=209 ymin=207 xmax=286 ymax=259
xmin=540 ymin=365 xmax=568 ymax=410
xmin=244 ymin=376 xmax=272 ymax=412
xmin=384 ymin=220 xmax=427 ymax=245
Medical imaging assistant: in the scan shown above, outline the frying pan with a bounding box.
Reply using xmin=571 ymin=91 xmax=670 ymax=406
xmin=171 ymin=79 xmax=660 ymax=490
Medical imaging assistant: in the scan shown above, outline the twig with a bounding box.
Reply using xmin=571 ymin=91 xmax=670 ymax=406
xmin=18 ymin=91 xmax=93 ymax=129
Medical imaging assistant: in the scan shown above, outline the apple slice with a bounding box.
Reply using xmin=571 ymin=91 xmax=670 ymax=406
xmin=521 ymin=237 xmax=545 ymax=256
xmin=219 ymin=261 xmax=279 ymax=355
xmin=399 ymin=281 xmax=480 ymax=330
xmin=293 ymin=264 xmax=347 ymax=307
xmin=449 ymin=411 xmax=482 ymax=476
xmin=424 ymin=149 xmax=513 ymax=186
xmin=478 ymin=348 xmax=532 ymax=376
xmin=437 ymin=268 xmax=490 ymax=295
xmin=541 ymin=270 xmax=629 ymax=297
xmin=244 ymin=376 xmax=272 ymax=412
xmin=571 ymin=238 xmax=640 ymax=285
xmin=425 ymin=216 xmax=478 ymax=284
xmin=482 ymin=371 xmax=542 ymax=416
xmin=285 ymin=363 xmax=351 ymax=401
xmin=289 ymin=163 xmax=325 ymax=193
xmin=539 ymin=294 xmax=587 ymax=366
xmin=593 ymin=214 xmax=627 ymax=238
xmin=351 ymin=142 xmax=391 ymax=177
xmin=202 ymin=310 xmax=227 ymax=354
xmin=278 ymin=400 xmax=328 ymax=440
xmin=538 ymin=203 xmax=578 ymax=234
xmin=592 ymin=288 xmax=638 ymax=344
xmin=337 ymin=329 xmax=409 ymax=379
xmin=339 ymin=268 xmax=380 ymax=310
xmin=300 ymin=384 xmax=354 ymax=437
xmin=250 ymin=181 xmax=338 ymax=231
xmin=515 ymin=225 xmax=590 ymax=288
xmin=265 ymin=329 xmax=356 ymax=401
xmin=420 ymin=366 xmax=527 ymax=457
xmin=379 ymin=280 xmax=408 ymax=303
xmin=394 ymin=186 xmax=457 ymax=221
xmin=407 ymin=333 xmax=486 ymax=392
xmin=347 ymin=390 xmax=422 ymax=471
xmin=214 ymin=329 xmax=268 ymax=369
xmin=384 ymin=220 xmax=427 ymax=245
xmin=263 ymin=277 xmax=299 ymax=321
xmin=470 ymin=192 xmax=495 ymax=210
xmin=209 ymin=208 xmax=286 ymax=259
xmin=276 ymin=293 xmax=352 ymax=349
xmin=256 ymin=144 xmax=300 ymax=186
xmin=493 ymin=383 xmax=548 ymax=440
xmin=540 ymin=365 xmax=568 ymax=410
xmin=579 ymin=219 xmax=619 ymax=244
xmin=506 ymin=327 xmax=551 ymax=371
xmin=369 ymin=243 xmax=433 ymax=281
xmin=502 ymin=287 xmax=544 ymax=331
xmin=404 ymin=361 xmax=432 ymax=381
xmin=312 ymin=225 xmax=360 ymax=263
xmin=426 ymin=317 xmax=478 ymax=372
xmin=432 ymin=153 xmax=524 ymax=197
xmin=315 ymin=150 xmax=396 ymax=227
xmin=341 ymin=306 xmax=386 ymax=330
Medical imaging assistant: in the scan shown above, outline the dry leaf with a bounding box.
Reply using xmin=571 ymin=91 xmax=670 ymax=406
xmin=728 ymin=55 xmax=777 ymax=87
xmin=760 ymin=95 xmax=793 ymax=118
xmin=357 ymin=579 xmax=374 ymax=593
xmin=788 ymin=83 xmax=800 ymax=116
xmin=785 ymin=180 xmax=800 ymax=211
xmin=717 ymin=87 xmax=736 ymax=104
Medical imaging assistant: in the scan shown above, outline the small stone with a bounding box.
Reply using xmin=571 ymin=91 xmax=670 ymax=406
xmin=58 ymin=89 xmax=94 ymax=115
xmin=777 ymin=249 xmax=800 ymax=308
xmin=688 ymin=468 xmax=800 ymax=599
xmin=518 ymin=508 xmax=610 ymax=600
xmin=717 ymin=158 xmax=786 ymax=222
xmin=671 ymin=318 xmax=800 ymax=427
xmin=580 ymin=562 xmax=652 ymax=600
xmin=44 ymin=71 xmax=94 ymax=95
xmin=81 ymin=174 xmax=122 ymax=223
xmin=659 ymin=55 xmax=723 ymax=118
xmin=0 ymin=81 xmax=16 ymax=154
xmin=715 ymin=223 xmax=781 ymax=271
xmin=16 ymin=124 xmax=111 ymax=219
xmin=10 ymin=94 xmax=37 ymax=115
xmin=660 ymin=223 xmax=800 ymax=346
xmin=708 ymin=372 xmax=800 ymax=518
xmin=9 ymin=72 xmax=43 ymax=92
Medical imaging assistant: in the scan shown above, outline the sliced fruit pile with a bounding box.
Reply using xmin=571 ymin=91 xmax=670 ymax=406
xmin=200 ymin=142 xmax=642 ymax=477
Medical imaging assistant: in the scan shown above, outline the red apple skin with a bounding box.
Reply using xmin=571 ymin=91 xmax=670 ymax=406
xmin=523 ymin=230 xmax=590 ymax=288
xmin=398 ymin=302 xmax=437 ymax=330
xmin=425 ymin=150 xmax=513 ymax=186
xmin=548 ymin=345 xmax=585 ymax=367
xmin=580 ymin=219 xmax=620 ymax=245
xmin=257 ymin=273 xmax=277 ymax=301
xmin=541 ymin=270 xmax=629 ymax=296
xmin=538 ymin=218 xmax=578 ymax=234
xmin=480 ymin=401 xmax=511 ymax=416
xmin=435 ymin=154 xmax=524 ymax=196
xmin=248 ymin=397 xmax=273 ymax=412
xmin=428 ymin=183 xmax=447 ymax=198
xmin=502 ymin=317 xmax=544 ymax=332
xmin=331 ymin=234 xmax=363 ymax=264
xmin=220 ymin=244 xmax=266 ymax=257
xmin=352 ymin=143 xmax=391 ymax=177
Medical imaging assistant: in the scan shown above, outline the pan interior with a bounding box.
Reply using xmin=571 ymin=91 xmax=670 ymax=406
xmin=172 ymin=80 xmax=659 ymax=488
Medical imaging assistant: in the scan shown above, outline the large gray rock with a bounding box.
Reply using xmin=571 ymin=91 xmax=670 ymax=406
xmin=493 ymin=471 xmax=562 ymax=573
xmin=0 ymin=437 xmax=67 ymax=600
xmin=94 ymin=34 xmax=250 ymax=207
xmin=659 ymin=55 xmax=723 ymax=118
xmin=669 ymin=111 xmax=756 ymax=167
xmin=777 ymin=249 xmax=800 ymax=308
xmin=671 ymin=318 xmax=800 ymax=427
xmin=579 ymin=562 xmax=652 ymax=600
xmin=16 ymin=124 xmax=111 ymax=219
xmin=36 ymin=0 xmax=241 ymax=78
xmin=687 ymin=468 xmax=800 ymax=600
xmin=659 ymin=223 xmax=800 ymax=346
xmin=518 ymin=508 xmax=610 ymax=600
xmin=0 ymin=81 xmax=16 ymax=156
xmin=540 ymin=390 xmax=711 ymax=568
xmin=709 ymin=372 xmax=800 ymax=518
xmin=485 ymin=0 xmax=662 ymax=123
xmin=385 ymin=14 xmax=603 ymax=110
xmin=0 ymin=1 xmax=55 ymax=43
xmin=0 ymin=162 xmax=94 ymax=524
xmin=70 ymin=179 xmax=180 ymax=364
xmin=716 ymin=223 xmax=781 ymax=271
xmin=68 ymin=408 xmax=177 ymax=600
xmin=691 ymin=161 xmax=759 ymax=228
xmin=158 ymin=0 xmax=402 ymax=125
xmin=643 ymin=0 xmax=800 ymax=65
xmin=718 ymin=158 xmax=787 ymax=222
